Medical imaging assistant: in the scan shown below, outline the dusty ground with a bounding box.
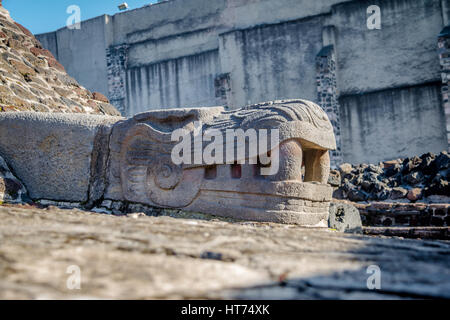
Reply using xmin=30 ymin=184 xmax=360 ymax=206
xmin=0 ymin=204 xmax=449 ymax=299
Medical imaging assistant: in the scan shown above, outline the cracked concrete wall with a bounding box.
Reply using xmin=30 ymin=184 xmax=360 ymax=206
xmin=332 ymin=0 xmax=442 ymax=95
xmin=340 ymin=83 xmax=447 ymax=164
xmin=125 ymin=50 xmax=220 ymax=115
xmin=219 ymin=15 xmax=325 ymax=108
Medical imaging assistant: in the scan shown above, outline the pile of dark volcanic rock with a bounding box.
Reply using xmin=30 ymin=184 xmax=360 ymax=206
xmin=330 ymin=151 xmax=450 ymax=203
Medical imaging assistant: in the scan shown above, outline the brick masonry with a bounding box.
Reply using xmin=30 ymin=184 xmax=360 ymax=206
xmin=438 ymin=26 xmax=450 ymax=152
xmin=348 ymin=201 xmax=450 ymax=228
xmin=106 ymin=44 xmax=129 ymax=115
xmin=332 ymin=200 xmax=450 ymax=239
xmin=316 ymin=45 xmax=343 ymax=167
xmin=34 ymin=198 xmax=450 ymax=240
xmin=363 ymin=226 xmax=449 ymax=240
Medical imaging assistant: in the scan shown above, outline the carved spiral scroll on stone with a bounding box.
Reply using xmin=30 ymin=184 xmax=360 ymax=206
xmin=120 ymin=124 xmax=202 ymax=208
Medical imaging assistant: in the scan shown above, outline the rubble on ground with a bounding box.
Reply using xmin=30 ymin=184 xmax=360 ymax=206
xmin=330 ymin=151 xmax=450 ymax=203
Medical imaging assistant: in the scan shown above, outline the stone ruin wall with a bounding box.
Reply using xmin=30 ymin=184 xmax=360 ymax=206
xmin=0 ymin=2 xmax=449 ymax=300
xmin=0 ymin=2 xmax=119 ymax=116
xmin=34 ymin=0 xmax=450 ymax=166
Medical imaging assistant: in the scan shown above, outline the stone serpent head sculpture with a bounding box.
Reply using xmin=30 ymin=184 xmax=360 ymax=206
xmin=106 ymin=99 xmax=336 ymax=226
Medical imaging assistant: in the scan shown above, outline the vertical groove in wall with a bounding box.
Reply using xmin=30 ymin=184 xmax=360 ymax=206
xmin=53 ymin=31 xmax=59 ymax=61
xmin=124 ymin=50 xmax=220 ymax=114
xmin=316 ymin=45 xmax=343 ymax=167
xmin=106 ymin=44 xmax=129 ymax=115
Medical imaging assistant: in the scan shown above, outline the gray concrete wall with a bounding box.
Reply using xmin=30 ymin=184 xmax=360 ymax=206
xmin=37 ymin=0 xmax=444 ymax=101
xmin=331 ymin=0 xmax=447 ymax=163
xmin=220 ymin=15 xmax=325 ymax=108
xmin=125 ymin=50 xmax=220 ymax=115
xmin=111 ymin=0 xmax=350 ymax=45
xmin=36 ymin=0 xmax=350 ymax=96
xmin=36 ymin=31 xmax=59 ymax=60
xmin=36 ymin=15 xmax=112 ymax=96
xmin=340 ymin=83 xmax=447 ymax=164
xmin=332 ymin=0 xmax=443 ymax=95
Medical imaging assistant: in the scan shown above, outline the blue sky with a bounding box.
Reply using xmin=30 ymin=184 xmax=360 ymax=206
xmin=3 ymin=0 xmax=157 ymax=35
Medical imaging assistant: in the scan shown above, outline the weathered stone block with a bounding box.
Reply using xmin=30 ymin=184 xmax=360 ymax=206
xmin=0 ymin=112 xmax=122 ymax=202
xmin=328 ymin=202 xmax=362 ymax=233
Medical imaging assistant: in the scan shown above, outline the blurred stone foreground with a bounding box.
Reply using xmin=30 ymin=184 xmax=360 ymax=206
xmin=0 ymin=203 xmax=449 ymax=300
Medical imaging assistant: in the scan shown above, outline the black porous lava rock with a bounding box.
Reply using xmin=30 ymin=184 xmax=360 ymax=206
xmin=331 ymin=151 xmax=450 ymax=203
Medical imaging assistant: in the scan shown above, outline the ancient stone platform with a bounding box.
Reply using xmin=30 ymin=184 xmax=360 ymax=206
xmin=0 ymin=204 xmax=448 ymax=299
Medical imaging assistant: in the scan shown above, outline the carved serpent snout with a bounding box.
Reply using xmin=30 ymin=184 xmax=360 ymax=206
xmin=115 ymin=99 xmax=335 ymax=217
